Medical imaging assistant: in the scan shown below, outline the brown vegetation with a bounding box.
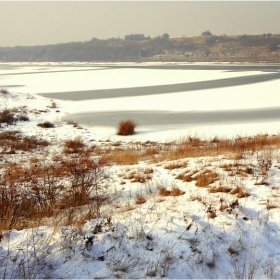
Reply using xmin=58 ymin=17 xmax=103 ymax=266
xmin=230 ymin=187 xmax=250 ymax=198
xmin=0 ymin=131 xmax=49 ymax=153
xmin=37 ymin=121 xmax=55 ymax=128
xmin=117 ymin=119 xmax=136 ymax=136
xmin=0 ymin=109 xmax=16 ymax=126
xmin=0 ymin=88 xmax=9 ymax=94
xmin=64 ymin=137 xmax=85 ymax=154
xmin=194 ymin=169 xmax=219 ymax=187
xmin=158 ymin=184 xmax=185 ymax=197
xmin=135 ymin=194 xmax=146 ymax=204
xmin=0 ymin=150 xmax=108 ymax=231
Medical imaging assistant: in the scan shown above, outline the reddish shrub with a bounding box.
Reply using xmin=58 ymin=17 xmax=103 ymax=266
xmin=117 ymin=120 xmax=136 ymax=136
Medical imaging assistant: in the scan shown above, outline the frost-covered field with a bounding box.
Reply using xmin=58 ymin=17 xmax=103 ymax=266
xmin=1 ymin=62 xmax=280 ymax=279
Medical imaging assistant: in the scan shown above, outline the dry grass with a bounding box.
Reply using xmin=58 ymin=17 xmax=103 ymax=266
xmin=117 ymin=119 xmax=137 ymax=136
xmin=123 ymin=202 xmax=135 ymax=212
xmin=135 ymin=194 xmax=146 ymax=204
xmin=102 ymin=149 xmax=142 ymax=165
xmin=50 ymin=101 xmax=57 ymax=108
xmin=230 ymin=187 xmax=250 ymax=198
xmin=0 ymin=131 xmax=49 ymax=153
xmin=208 ymin=185 xmax=231 ymax=193
xmin=176 ymin=170 xmax=198 ymax=182
xmin=64 ymin=137 xmax=85 ymax=154
xmin=194 ymin=169 xmax=219 ymax=187
xmin=158 ymin=184 xmax=185 ymax=197
xmin=91 ymin=133 xmax=280 ymax=166
xmin=123 ymin=168 xmax=152 ymax=183
xmin=266 ymin=199 xmax=278 ymax=210
xmin=164 ymin=161 xmax=187 ymax=170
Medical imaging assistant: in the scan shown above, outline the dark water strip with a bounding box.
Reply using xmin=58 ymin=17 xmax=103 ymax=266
xmin=39 ymin=72 xmax=280 ymax=101
xmin=69 ymin=107 xmax=280 ymax=128
xmin=0 ymin=66 xmax=112 ymax=76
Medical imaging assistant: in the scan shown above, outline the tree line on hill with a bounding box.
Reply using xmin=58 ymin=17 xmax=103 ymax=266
xmin=0 ymin=33 xmax=279 ymax=62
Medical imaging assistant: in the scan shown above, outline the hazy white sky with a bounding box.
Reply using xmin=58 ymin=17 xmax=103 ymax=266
xmin=1 ymin=1 xmax=280 ymax=47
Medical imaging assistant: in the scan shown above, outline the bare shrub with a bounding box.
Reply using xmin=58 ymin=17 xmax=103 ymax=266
xmin=208 ymin=185 xmax=231 ymax=193
xmin=0 ymin=109 xmax=16 ymax=126
xmin=64 ymin=137 xmax=85 ymax=154
xmin=59 ymin=153 xmax=109 ymax=216
xmin=0 ymin=151 xmax=109 ymax=230
xmin=37 ymin=121 xmax=54 ymax=128
xmin=117 ymin=119 xmax=136 ymax=136
xmin=19 ymin=115 xmax=29 ymax=121
xmin=0 ymin=88 xmax=9 ymax=94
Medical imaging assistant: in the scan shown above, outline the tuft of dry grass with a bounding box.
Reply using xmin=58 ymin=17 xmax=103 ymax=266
xmin=117 ymin=119 xmax=136 ymax=136
xmin=64 ymin=137 xmax=85 ymax=154
xmin=208 ymin=186 xmax=231 ymax=193
xmin=176 ymin=170 xmax=198 ymax=182
xmin=194 ymin=169 xmax=219 ymax=187
xmin=123 ymin=202 xmax=135 ymax=212
xmin=135 ymin=194 xmax=146 ymax=204
xmin=164 ymin=161 xmax=187 ymax=170
xmin=123 ymin=168 xmax=152 ymax=183
xmin=170 ymin=186 xmax=185 ymax=196
xmin=230 ymin=187 xmax=250 ymax=198
xmin=50 ymin=101 xmax=57 ymax=108
xmin=158 ymin=184 xmax=185 ymax=197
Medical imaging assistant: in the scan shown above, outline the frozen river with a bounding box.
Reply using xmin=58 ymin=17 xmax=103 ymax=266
xmin=1 ymin=62 xmax=280 ymax=136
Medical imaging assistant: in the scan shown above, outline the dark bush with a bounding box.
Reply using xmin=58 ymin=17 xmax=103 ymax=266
xmin=0 ymin=88 xmax=9 ymax=94
xmin=37 ymin=121 xmax=54 ymax=128
xmin=19 ymin=115 xmax=29 ymax=121
xmin=0 ymin=109 xmax=17 ymax=126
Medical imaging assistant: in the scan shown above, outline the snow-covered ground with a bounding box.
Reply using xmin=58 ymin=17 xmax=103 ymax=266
xmin=1 ymin=62 xmax=280 ymax=279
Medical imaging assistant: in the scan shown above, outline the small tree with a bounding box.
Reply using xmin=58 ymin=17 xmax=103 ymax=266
xmin=161 ymin=33 xmax=170 ymax=40
xmin=202 ymin=30 xmax=212 ymax=36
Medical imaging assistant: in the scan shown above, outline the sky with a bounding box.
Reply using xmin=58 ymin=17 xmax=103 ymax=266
xmin=0 ymin=1 xmax=280 ymax=47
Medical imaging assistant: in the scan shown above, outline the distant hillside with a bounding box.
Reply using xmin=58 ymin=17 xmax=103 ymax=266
xmin=1 ymin=33 xmax=280 ymax=63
